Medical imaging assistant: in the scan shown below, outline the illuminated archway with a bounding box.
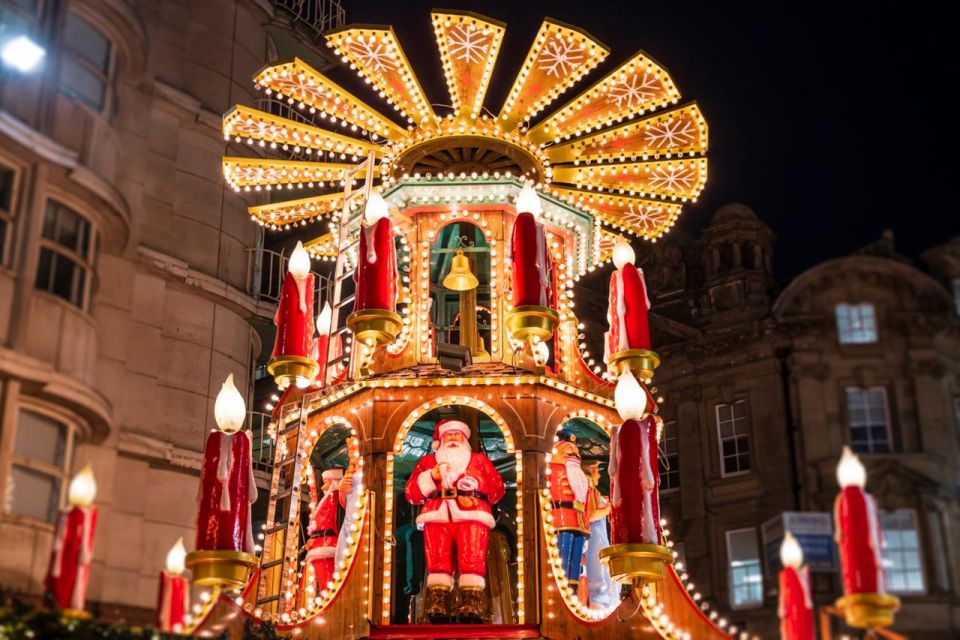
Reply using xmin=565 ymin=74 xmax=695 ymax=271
xmin=382 ymin=396 xmax=524 ymax=624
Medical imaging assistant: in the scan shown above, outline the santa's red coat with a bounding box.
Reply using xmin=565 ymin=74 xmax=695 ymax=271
xmin=355 ymin=216 xmax=397 ymax=312
xmin=404 ymin=452 xmax=505 ymax=530
xmin=835 ymin=486 xmax=886 ymax=595
xmin=195 ymin=430 xmax=257 ymax=553
xmin=510 ymin=211 xmax=551 ymax=308
xmin=609 ymin=416 xmax=661 ymax=545
xmin=273 ymin=271 xmax=315 ymax=359
xmin=779 ymin=566 xmax=815 ymax=640
xmin=45 ymin=505 xmax=97 ymax=611
xmin=549 ymin=460 xmax=591 ymax=534
xmin=300 ymin=486 xmax=345 ymax=595
xmin=606 ymin=263 xmax=651 ymax=357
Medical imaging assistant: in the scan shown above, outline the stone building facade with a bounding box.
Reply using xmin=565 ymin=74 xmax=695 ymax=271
xmin=604 ymin=204 xmax=960 ymax=639
xmin=0 ymin=0 xmax=340 ymax=621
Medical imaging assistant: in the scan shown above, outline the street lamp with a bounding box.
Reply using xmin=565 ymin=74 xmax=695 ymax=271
xmin=1 ymin=35 xmax=45 ymax=73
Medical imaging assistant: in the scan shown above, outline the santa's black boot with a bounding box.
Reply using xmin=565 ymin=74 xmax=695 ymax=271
xmin=425 ymin=585 xmax=452 ymax=623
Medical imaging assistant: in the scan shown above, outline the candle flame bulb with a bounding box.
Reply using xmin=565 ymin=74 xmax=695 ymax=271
xmin=214 ymin=373 xmax=246 ymax=434
xmin=612 ymin=241 xmax=636 ymax=269
xmin=836 ymin=445 xmax=866 ymax=488
xmin=316 ymin=302 xmax=332 ymax=336
xmin=166 ymin=537 xmax=186 ymax=575
xmin=287 ymin=241 xmax=311 ymax=279
xmin=363 ymin=190 xmax=390 ymax=225
xmin=515 ymin=182 xmax=542 ymax=216
xmin=68 ymin=464 xmax=97 ymax=507
xmin=614 ymin=369 xmax=646 ymax=421
xmin=780 ymin=531 xmax=804 ymax=570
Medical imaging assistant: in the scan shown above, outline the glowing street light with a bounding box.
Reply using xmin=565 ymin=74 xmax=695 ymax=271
xmin=1 ymin=35 xmax=45 ymax=73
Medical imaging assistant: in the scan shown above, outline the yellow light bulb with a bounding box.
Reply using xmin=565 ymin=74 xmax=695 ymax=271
xmin=614 ymin=369 xmax=646 ymax=421
xmin=68 ymin=464 xmax=97 ymax=507
xmin=166 ymin=537 xmax=187 ymax=575
xmin=215 ymin=373 xmax=246 ymax=434
xmin=779 ymin=531 xmax=803 ymax=570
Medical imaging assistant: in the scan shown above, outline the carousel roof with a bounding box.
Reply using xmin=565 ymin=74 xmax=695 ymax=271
xmin=222 ymin=11 xmax=708 ymax=248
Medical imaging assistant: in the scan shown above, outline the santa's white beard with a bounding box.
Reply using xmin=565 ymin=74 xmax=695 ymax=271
xmin=565 ymin=458 xmax=589 ymax=503
xmin=435 ymin=441 xmax=471 ymax=487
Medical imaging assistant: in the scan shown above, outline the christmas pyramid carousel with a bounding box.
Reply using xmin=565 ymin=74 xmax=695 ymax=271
xmin=183 ymin=9 xmax=733 ymax=639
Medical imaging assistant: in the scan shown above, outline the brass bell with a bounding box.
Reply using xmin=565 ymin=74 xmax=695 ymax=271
xmin=442 ymin=249 xmax=479 ymax=291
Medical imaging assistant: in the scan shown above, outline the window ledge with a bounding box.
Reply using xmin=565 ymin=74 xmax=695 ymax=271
xmin=0 ymin=512 xmax=57 ymax=533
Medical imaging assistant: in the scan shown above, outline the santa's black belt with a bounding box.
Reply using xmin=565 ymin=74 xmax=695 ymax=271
xmin=310 ymin=529 xmax=336 ymax=538
xmin=429 ymin=488 xmax=489 ymax=502
xmin=551 ymin=500 xmax=586 ymax=511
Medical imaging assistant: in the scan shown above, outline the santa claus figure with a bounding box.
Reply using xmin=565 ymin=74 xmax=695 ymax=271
xmin=405 ymin=419 xmax=505 ymax=622
xmin=549 ymin=429 xmax=592 ymax=592
xmin=299 ymin=467 xmax=345 ymax=600
xmin=583 ymin=461 xmax=616 ymax=608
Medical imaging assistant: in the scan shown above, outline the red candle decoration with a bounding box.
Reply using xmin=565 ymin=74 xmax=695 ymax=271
xmin=314 ymin=302 xmax=332 ymax=386
xmin=44 ymin=465 xmax=98 ymax=616
xmin=195 ymin=374 xmax=258 ymax=554
xmin=157 ymin=538 xmax=189 ymax=633
xmin=355 ymin=191 xmax=398 ymax=313
xmin=510 ymin=184 xmax=551 ymax=308
xmin=600 ymin=369 xmax=671 ymax=586
xmin=778 ymin=532 xmax=815 ymax=640
xmin=608 ymin=370 xmax=660 ymax=546
xmin=605 ymin=241 xmax=651 ymax=356
xmin=273 ymin=241 xmax=316 ymax=364
xmin=833 ymin=446 xmax=899 ymax=628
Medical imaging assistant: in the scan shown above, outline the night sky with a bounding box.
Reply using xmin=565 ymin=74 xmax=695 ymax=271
xmin=330 ymin=0 xmax=957 ymax=279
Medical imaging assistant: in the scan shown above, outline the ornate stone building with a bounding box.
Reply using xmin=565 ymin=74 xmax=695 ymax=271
xmin=0 ymin=0 xmax=341 ymax=621
xmin=582 ymin=203 xmax=959 ymax=639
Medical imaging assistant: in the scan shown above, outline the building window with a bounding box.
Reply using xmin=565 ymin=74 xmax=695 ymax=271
xmin=659 ymin=420 xmax=679 ymax=491
xmin=35 ymin=200 xmax=94 ymax=308
xmin=0 ymin=165 xmax=14 ymax=266
xmin=846 ymin=387 xmax=891 ymax=454
xmin=726 ymin=528 xmax=763 ymax=608
xmin=7 ymin=409 xmax=69 ymax=524
xmin=880 ymin=509 xmax=925 ymax=595
xmin=716 ymin=400 xmax=751 ymax=476
xmin=59 ymin=12 xmax=111 ymax=112
xmin=836 ymin=303 xmax=877 ymax=344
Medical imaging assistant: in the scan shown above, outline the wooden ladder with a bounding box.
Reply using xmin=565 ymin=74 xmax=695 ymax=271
xmin=254 ymin=154 xmax=376 ymax=617
xmin=323 ymin=154 xmax=376 ymax=381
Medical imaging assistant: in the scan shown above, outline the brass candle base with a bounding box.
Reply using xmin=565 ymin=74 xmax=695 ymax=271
xmin=607 ymin=348 xmax=661 ymax=381
xmin=505 ymin=305 xmax=560 ymax=343
xmin=185 ymin=549 xmax=258 ymax=591
xmin=347 ymin=309 xmax=403 ymax=346
xmin=599 ymin=542 xmax=672 ymax=585
xmin=267 ymin=354 xmax=320 ymax=389
xmin=60 ymin=608 xmax=92 ymax=620
xmin=835 ymin=592 xmax=900 ymax=629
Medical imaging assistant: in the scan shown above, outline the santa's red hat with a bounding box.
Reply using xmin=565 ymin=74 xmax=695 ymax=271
xmin=431 ymin=419 xmax=471 ymax=450
xmin=321 ymin=467 xmax=344 ymax=482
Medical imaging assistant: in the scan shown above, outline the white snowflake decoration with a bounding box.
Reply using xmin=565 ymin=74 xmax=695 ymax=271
xmin=538 ymin=38 xmax=584 ymax=78
xmin=608 ymin=73 xmax=660 ymax=109
xmin=625 ymin=203 xmax=666 ymax=228
xmin=447 ymin=25 xmax=490 ymax=64
xmin=644 ymin=117 xmax=696 ymax=149
xmin=350 ymin=40 xmax=396 ymax=73
xmin=648 ymin=165 xmax=696 ymax=192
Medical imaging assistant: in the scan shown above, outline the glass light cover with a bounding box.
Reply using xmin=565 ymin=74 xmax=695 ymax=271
xmin=612 ymin=241 xmax=636 ymax=269
xmin=779 ymin=531 xmax=804 ymax=569
xmin=68 ymin=464 xmax=97 ymax=507
xmin=836 ymin=445 xmax=866 ymax=488
xmin=614 ymin=369 xmax=647 ymax=421
xmin=166 ymin=537 xmax=187 ymax=575
xmin=515 ymin=183 xmax=543 ymax=216
xmin=287 ymin=240 xmax=311 ymax=279
xmin=214 ymin=373 xmax=246 ymax=434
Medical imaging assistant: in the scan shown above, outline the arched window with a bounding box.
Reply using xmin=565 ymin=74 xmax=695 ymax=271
xmin=429 ymin=222 xmax=491 ymax=357
xmin=59 ymin=11 xmax=112 ymax=113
